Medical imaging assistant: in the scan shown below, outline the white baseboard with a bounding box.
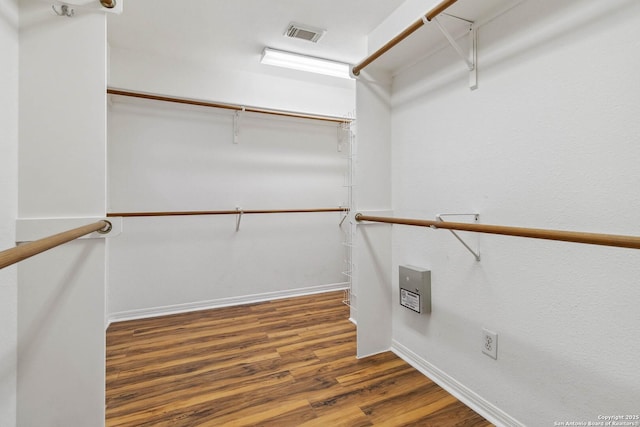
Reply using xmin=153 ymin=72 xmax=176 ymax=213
xmin=348 ymin=303 xmax=357 ymax=325
xmin=107 ymin=282 xmax=349 ymax=326
xmin=391 ymin=340 xmax=523 ymax=427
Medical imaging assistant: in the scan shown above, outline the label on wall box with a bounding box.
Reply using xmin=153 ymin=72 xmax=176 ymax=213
xmin=400 ymin=288 xmax=421 ymax=313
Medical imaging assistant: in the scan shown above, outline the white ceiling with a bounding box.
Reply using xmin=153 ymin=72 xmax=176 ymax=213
xmin=107 ymin=0 xmax=406 ymax=74
xmin=108 ymin=0 xmax=525 ymax=79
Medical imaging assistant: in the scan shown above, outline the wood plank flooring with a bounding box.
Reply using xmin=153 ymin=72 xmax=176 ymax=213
xmin=106 ymin=291 xmax=492 ymax=426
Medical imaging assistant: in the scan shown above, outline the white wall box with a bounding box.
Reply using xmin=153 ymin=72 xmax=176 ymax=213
xmin=399 ymin=265 xmax=431 ymax=314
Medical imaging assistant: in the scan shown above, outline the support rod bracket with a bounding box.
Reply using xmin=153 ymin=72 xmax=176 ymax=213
xmin=436 ymin=213 xmax=481 ymax=261
xmin=235 ymin=207 xmax=243 ymax=232
xmin=430 ymin=16 xmax=478 ymax=90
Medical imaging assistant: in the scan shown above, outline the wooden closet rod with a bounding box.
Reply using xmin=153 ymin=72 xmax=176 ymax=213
xmin=107 ymin=208 xmax=348 ymax=218
xmin=355 ymin=214 xmax=640 ymax=250
xmin=0 ymin=220 xmax=112 ymax=270
xmin=352 ymin=0 xmax=458 ymax=76
xmin=107 ymin=89 xmax=352 ymax=124
xmin=100 ymin=0 xmax=116 ymax=8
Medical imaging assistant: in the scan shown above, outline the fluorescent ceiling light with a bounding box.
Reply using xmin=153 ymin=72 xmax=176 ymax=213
xmin=261 ymin=48 xmax=352 ymax=79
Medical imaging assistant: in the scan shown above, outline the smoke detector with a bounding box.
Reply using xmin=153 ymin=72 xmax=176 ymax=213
xmin=284 ymin=22 xmax=326 ymax=43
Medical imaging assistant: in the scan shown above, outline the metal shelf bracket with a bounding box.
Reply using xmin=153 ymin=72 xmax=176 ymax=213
xmin=428 ymin=15 xmax=477 ymax=90
xmin=339 ymin=208 xmax=349 ymax=227
xmin=233 ymin=107 xmax=245 ymax=144
xmin=436 ymin=213 xmax=481 ymax=261
xmin=235 ymin=207 xmax=243 ymax=232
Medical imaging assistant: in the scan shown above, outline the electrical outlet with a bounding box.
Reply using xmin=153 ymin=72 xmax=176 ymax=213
xmin=482 ymin=328 xmax=498 ymax=360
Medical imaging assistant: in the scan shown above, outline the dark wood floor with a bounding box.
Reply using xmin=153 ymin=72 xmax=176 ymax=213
xmin=106 ymin=291 xmax=492 ymax=426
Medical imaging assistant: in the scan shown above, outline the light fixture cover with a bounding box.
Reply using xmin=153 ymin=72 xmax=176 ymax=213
xmin=261 ymin=48 xmax=352 ymax=79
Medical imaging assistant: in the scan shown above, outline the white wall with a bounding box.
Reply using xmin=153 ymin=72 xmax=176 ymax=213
xmin=106 ymin=45 xmax=356 ymax=320
xmin=360 ymin=0 xmax=640 ymax=424
xmin=353 ymin=69 xmax=393 ymax=357
xmin=107 ymin=98 xmax=349 ymax=318
xmin=0 ymin=0 xmax=18 ymax=424
xmin=18 ymin=1 xmax=107 ymax=425
xmin=109 ymin=47 xmax=355 ymax=119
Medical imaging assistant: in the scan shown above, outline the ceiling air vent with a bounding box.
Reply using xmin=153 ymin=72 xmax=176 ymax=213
xmin=284 ymin=22 xmax=326 ymax=43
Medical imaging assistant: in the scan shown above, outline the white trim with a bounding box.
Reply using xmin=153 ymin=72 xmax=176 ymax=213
xmin=391 ymin=340 xmax=524 ymax=427
xmin=107 ymin=282 xmax=349 ymax=326
xmin=356 ymin=347 xmax=391 ymax=360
